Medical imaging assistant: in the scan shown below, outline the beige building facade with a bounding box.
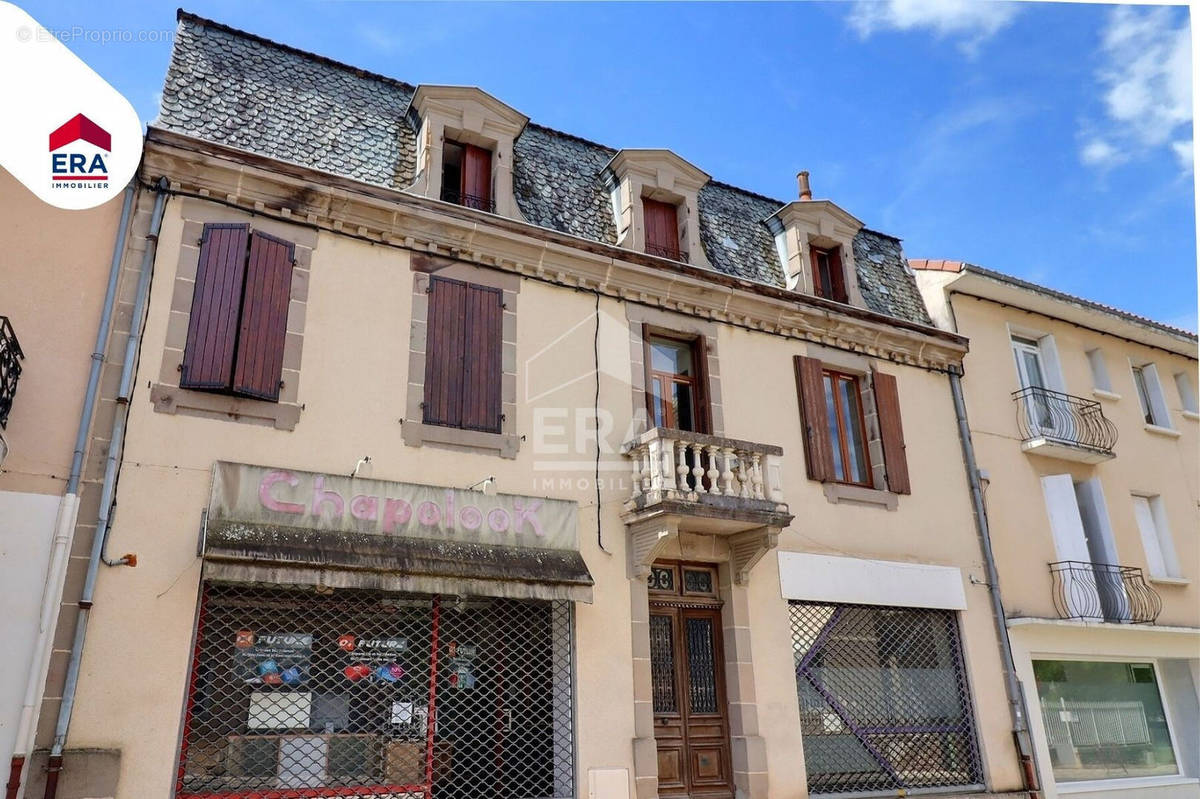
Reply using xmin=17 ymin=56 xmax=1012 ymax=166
xmin=3 ymin=11 xmax=1136 ymax=799
xmin=915 ymin=260 xmax=1200 ymax=799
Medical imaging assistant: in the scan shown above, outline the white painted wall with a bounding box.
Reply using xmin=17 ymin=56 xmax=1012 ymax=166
xmin=0 ymin=490 xmax=60 ymax=771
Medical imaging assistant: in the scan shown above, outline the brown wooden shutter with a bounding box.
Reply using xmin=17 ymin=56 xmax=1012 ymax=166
xmin=643 ymin=199 xmax=679 ymax=254
xmin=462 ymin=144 xmax=492 ymax=208
xmin=461 ymin=282 xmax=504 ymax=433
xmin=692 ymin=334 xmax=713 ymax=434
xmin=423 ymin=277 xmax=503 ymax=432
xmin=829 ymin=246 xmax=848 ymax=304
xmin=872 ymin=370 xmax=911 ymax=494
xmin=793 ymin=355 xmax=835 ymax=482
xmin=181 ymin=223 xmax=250 ymax=390
xmin=424 ymin=277 xmax=467 ymax=428
xmin=232 ymin=231 xmax=295 ymax=401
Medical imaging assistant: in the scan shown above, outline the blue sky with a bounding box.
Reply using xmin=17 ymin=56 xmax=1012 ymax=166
xmin=21 ymin=0 xmax=1197 ymax=331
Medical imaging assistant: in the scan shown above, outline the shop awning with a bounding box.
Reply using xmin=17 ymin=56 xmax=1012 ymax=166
xmin=201 ymin=519 xmax=594 ymax=603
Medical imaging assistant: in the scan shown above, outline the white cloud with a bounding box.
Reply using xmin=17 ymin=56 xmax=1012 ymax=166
xmin=1080 ymin=6 xmax=1192 ymax=173
xmin=1080 ymin=137 xmax=1121 ymax=168
xmin=1171 ymin=139 xmax=1194 ymax=173
xmin=847 ymin=0 xmax=1020 ymax=54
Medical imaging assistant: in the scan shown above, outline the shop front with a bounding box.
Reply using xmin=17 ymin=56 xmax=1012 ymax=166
xmin=177 ymin=463 xmax=591 ymax=799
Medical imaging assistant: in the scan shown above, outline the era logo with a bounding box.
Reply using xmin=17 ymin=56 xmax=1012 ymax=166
xmin=49 ymin=113 xmax=111 ymax=183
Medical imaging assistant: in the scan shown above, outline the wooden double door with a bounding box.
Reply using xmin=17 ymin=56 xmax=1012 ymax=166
xmin=649 ymin=602 xmax=733 ymax=799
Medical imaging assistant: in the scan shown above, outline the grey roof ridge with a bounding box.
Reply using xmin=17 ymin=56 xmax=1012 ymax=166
xmin=962 ymin=261 xmax=1197 ymax=343
xmin=175 ymin=9 xmax=416 ymax=94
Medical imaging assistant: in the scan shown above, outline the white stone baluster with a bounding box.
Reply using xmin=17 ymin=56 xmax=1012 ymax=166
xmin=706 ymin=445 xmax=721 ymax=496
xmin=736 ymin=449 xmax=751 ymax=499
xmin=675 ymin=439 xmax=689 ymax=492
xmin=720 ymin=447 xmax=736 ymax=496
xmin=662 ymin=436 xmax=681 ymax=491
xmin=647 ymin=437 xmax=663 ymax=493
xmin=750 ymin=452 xmax=764 ymax=499
xmin=691 ymin=442 xmax=707 ymax=494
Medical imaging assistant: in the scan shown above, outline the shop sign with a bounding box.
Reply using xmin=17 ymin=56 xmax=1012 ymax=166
xmin=210 ymin=462 xmax=580 ymax=551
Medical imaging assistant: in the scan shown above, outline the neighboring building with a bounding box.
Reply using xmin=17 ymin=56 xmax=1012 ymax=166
xmin=915 ymin=260 xmax=1199 ymax=799
xmin=0 ymin=170 xmax=138 ymax=793
xmin=6 ymin=11 xmax=1058 ymax=799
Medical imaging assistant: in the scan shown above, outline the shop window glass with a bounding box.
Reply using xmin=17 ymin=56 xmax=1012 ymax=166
xmin=1033 ymin=660 xmax=1178 ymax=783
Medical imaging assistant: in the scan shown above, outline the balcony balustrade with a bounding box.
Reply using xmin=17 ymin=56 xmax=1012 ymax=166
xmin=1049 ymin=561 xmax=1162 ymax=624
xmin=439 ymin=188 xmax=496 ymax=213
xmin=1012 ymin=386 xmax=1117 ymax=463
xmin=621 ymin=427 xmax=793 ymax=585
xmin=645 ymin=243 xmax=689 ymax=263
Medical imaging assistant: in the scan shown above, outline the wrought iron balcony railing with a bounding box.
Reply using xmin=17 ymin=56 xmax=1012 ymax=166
xmin=1049 ymin=561 xmax=1162 ymax=624
xmin=439 ymin=189 xmax=496 ymax=213
xmin=1012 ymin=386 xmax=1117 ymax=460
xmin=645 ymin=243 xmax=689 ymax=263
xmin=0 ymin=316 xmax=24 ymax=429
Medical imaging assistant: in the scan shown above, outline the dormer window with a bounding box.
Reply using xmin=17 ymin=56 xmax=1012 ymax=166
xmin=605 ymin=149 xmax=712 ymax=269
xmin=765 ymin=173 xmax=865 ymax=308
xmin=643 ymin=198 xmax=686 ymax=262
xmin=407 ymin=85 xmax=528 ymax=220
xmin=440 ymin=140 xmax=494 ymax=212
xmin=811 ymin=246 xmax=847 ymax=303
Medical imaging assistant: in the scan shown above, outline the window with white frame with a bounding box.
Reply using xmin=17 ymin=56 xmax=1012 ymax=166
xmin=1174 ymin=371 xmax=1198 ymax=415
xmin=1086 ymin=349 xmax=1113 ymax=393
xmin=1131 ymin=363 xmax=1171 ymax=427
xmin=1132 ymin=494 xmax=1180 ymax=579
xmin=1032 ymin=660 xmax=1179 ymax=784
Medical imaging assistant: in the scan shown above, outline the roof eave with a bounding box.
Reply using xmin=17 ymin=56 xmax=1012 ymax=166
xmin=944 ymin=268 xmax=1197 ymax=358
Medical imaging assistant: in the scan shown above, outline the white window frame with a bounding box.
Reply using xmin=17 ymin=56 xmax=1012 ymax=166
xmin=1030 ymin=655 xmax=1188 ymax=794
xmin=1174 ymin=371 xmax=1198 ymax=417
xmin=1131 ymin=361 xmax=1172 ymax=429
xmin=1131 ymin=493 xmax=1181 ymax=579
xmin=1008 ymin=326 xmax=1068 ymax=392
xmin=1086 ymin=348 xmax=1117 ymax=397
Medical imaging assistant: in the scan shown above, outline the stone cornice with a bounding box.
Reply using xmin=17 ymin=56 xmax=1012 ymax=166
xmin=141 ymin=127 xmax=968 ymax=371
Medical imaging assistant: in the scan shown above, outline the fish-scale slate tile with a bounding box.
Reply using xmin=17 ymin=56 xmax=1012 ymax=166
xmin=160 ymin=17 xmax=416 ymax=188
xmin=697 ymin=183 xmax=786 ymax=286
xmin=852 ymin=230 xmax=933 ymax=325
xmin=161 ymin=13 xmax=937 ymax=327
xmin=513 ymin=125 xmax=618 ymax=245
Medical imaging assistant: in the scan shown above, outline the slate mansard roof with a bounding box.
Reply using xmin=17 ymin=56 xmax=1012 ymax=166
xmin=159 ymin=11 xmax=934 ymax=326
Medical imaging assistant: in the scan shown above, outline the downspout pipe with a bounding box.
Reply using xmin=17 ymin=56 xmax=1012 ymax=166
xmin=948 ymin=369 xmax=1042 ymax=799
xmin=6 ymin=184 xmax=135 ymax=799
xmin=42 ymin=179 xmax=168 ymax=799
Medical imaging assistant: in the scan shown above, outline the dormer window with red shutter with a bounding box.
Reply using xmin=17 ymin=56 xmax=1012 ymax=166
xmin=811 ymin=246 xmax=848 ymax=303
xmin=643 ymin=198 xmax=685 ymax=262
xmin=441 ymin=140 xmax=494 ymax=212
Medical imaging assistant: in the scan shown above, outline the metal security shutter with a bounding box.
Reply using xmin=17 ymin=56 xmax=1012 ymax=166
xmin=423 ymin=277 xmax=503 ymax=433
xmin=181 ymin=224 xmax=250 ymax=390
xmin=872 ymin=371 xmax=910 ymax=494
xmin=793 ymin=355 xmax=835 ymax=482
xmin=233 ymin=231 xmax=295 ymax=401
xmin=789 ymin=602 xmax=982 ymax=795
xmin=177 ymin=585 xmax=575 ymax=799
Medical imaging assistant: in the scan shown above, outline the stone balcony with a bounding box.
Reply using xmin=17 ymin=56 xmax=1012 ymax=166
xmin=621 ymin=427 xmax=793 ymax=584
